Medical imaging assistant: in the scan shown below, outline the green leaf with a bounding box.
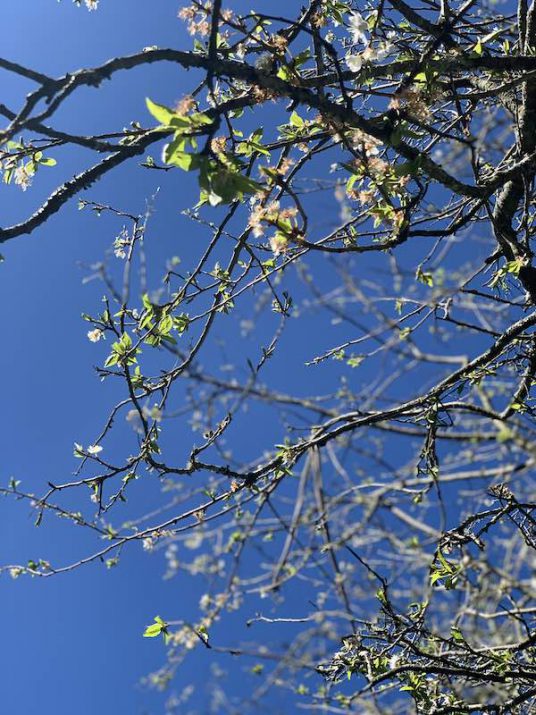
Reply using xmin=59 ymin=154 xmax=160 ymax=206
xmin=437 ymin=549 xmax=454 ymax=573
xmin=104 ymin=353 xmax=119 ymax=368
xmin=143 ymin=623 xmax=163 ymax=637
xmin=166 ymin=150 xmax=200 ymax=171
xmin=451 ymin=626 xmax=464 ymax=641
xmin=146 ymin=98 xmax=175 ymax=126
xmin=143 ymin=615 xmax=168 ymax=638
xmin=347 ymin=354 xmax=364 ymax=368
xmin=189 ymin=112 xmax=213 ymax=126
xmin=289 ymin=111 xmax=305 ymax=128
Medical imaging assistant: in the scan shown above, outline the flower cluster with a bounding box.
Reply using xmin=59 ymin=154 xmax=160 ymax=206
xmin=126 ymin=404 xmax=163 ymax=433
xmin=178 ymin=4 xmax=210 ymax=36
xmin=348 ymin=11 xmax=368 ymax=44
xmin=269 ymin=233 xmax=289 ymax=256
xmin=142 ymin=529 xmax=173 ymax=552
xmin=389 ymin=86 xmax=432 ymax=122
xmin=0 ymin=155 xmax=34 ymax=191
xmin=345 ymin=12 xmax=393 ymax=72
xmin=178 ymin=4 xmax=233 ymax=37
xmin=87 ymin=328 xmax=104 ymax=342
xmin=210 ymin=136 xmax=227 ymax=155
xmin=170 ymin=620 xmax=211 ymax=650
xmin=248 ymin=199 xmax=301 ymax=255
xmin=344 ymin=130 xmax=409 ymax=232
xmin=248 ymin=200 xmax=297 ymax=237
xmin=352 ymin=129 xmax=382 ymax=156
xmin=348 ymin=140 xmax=408 ymax=204
xmin=276 ymin=157 xmax=295 ymax=175
xmin=113 ymin=226 xmax=131 ymax=259
xmin=1 ymin=142 xmax=56 ymax=191
xmin=267 ymin=33 xmax=289 ymax=54
xmin=174 ymin=95 xmax=197 ymax=116
xmin=13 ymin=165 xmax=33 ymax=191
xmin=74 ymin=442 xmax=103 ymax=457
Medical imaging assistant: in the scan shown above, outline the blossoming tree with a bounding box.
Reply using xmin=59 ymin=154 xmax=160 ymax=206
xmin=2 ymin=0 xmax=536 ymax=712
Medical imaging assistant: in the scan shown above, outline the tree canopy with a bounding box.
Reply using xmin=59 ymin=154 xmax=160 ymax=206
xmin=2 ymin=0 xmax=536 ymax=712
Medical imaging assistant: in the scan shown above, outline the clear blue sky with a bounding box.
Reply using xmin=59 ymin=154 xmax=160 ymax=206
xmin=1 ymin=3 xmax=219 ymax=713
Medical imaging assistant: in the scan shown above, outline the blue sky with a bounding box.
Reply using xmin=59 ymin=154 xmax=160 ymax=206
xmin=0 ymin=3 xmax=213 ymax=713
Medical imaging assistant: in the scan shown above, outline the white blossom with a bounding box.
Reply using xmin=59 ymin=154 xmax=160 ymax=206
xmin=87 ymin=328 xmax=104 ymax=342
xmin=143 ymin=404 xmax=162 ymax=422
xmin=364 ymin=42 xmax=393 ymax=63
xmin=199 ymin=594 xmax=211 ymax=610
xmin=269 ymin=233 xmax=288 ymax=256
xmin=126 ymin=409 xmax=144 ymax=434
xmin=14 ymin=166 xmax=32 ymax=191
xmin=348 ymin=12 xmax=368 ymax=44
xmin=87 ymin=444 xmax=103 ymax=456
xmin=346 ymin=53 xmax=363 ymax=73
xmin=126 ymin=404 xmax=162 ymax=433
xmin=143 ymin=537 xmax=155 ymax=552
